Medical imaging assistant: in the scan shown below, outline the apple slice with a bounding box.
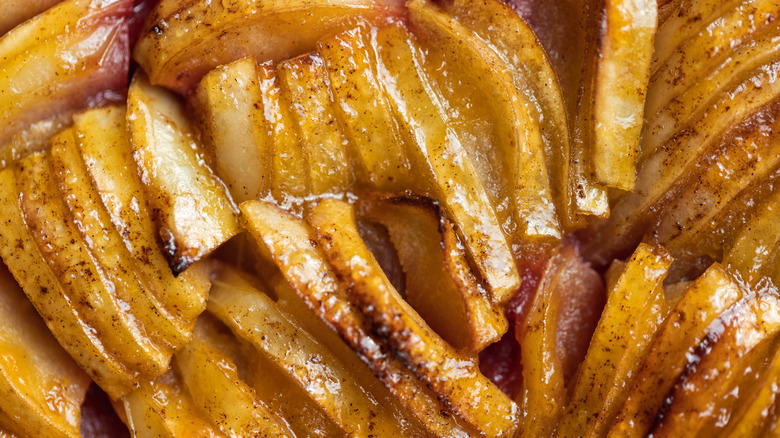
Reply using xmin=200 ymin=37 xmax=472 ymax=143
xmin=0 ymin=0 xmax=64 ymax=36
xmin=309 ymin=198 xmax=519 ymax=438
xmin=724 ymin=187 xmax=780 ymax=286
xmin=74 ymin=106 xmax=209 ymax=329
xmin=0 ymin=0 xmax=131 ymax=150
xmin=277 ymin=53 xmax=354 ymax=196
xmin=370 ymin=22 xmax=520 ymax=305
xmin=128 ymin=72 xmax=239 ymax=274
xmin=192 ymin=57 xmax=271 ymax=204
xmin=0 ymin=263 xmax=91 ymax=438
xmin=134 ymin=0 xmax=403 ymax=94
xmin=0 ymin=167 xmax=134 ymax=399
xmin=239 ymin=200 xmax=476 ymax=438
xmin=720 ymin=345 xmax=780 ymax=437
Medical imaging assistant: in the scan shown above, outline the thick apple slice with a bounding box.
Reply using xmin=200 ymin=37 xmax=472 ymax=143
xmin=0 ymin=263 xmax=91 ymax=438
xmin=192 ymin=57 xmax=271 ymax=204
xmin=75 ymin=106 xmax=209 ymax=328
xmin=370 ymin=22 xmax=520 ymax=304
xmin=309 ymin=198 xmax=519 ymax=438
xmin=0 ymin=0 xmax=131 ymax=151
xmin=277 ymin=53 xmax=354 ymax=196
xmin=0 ymin=0 xmax=64 ymax=36
xmin=0 ymin=167 xmax=134 ymax=398
xmin=128 ymin=72 xmax=239 ymax=274
xmin=239 ymin=200 xmax=475 ymax=438
xmin=608 ymin=263 xmax=744 ymax=437
xmin=724 ymin=187 xmax=780 ymax=286
xmin=720 ymin=345 xmax=780 ymax=437
xmin=135 ymin=0 xmax=403 ymax=94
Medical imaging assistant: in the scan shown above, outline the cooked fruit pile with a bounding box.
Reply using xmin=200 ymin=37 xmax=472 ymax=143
xmin=1 ymin=0 xmax=780 ymax=437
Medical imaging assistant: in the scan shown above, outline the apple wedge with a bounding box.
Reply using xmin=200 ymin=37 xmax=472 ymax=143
xmin=0 ymin=0 xmax=131 ymax=151
xmin=128 ymin=72 xmax=239 ymax=274
xmin=309 ymin=198 xmax=519 ymax=438
xmin=239 ymin=200 xmax=476 ymax=438
xmin=134 ymin=0 xmax=404 ymax=94
xmin=74 ymin=106 xmax=209 ymax=329
xmin=0 ymin=263 xmax=91 ymax=438
xmin=277 ymin=53 xmax=354 ymax=196
xmin=370 ymin=22 xmax=520 ymax=304
xmin=192 ymin=57 xmax=271 ymax=204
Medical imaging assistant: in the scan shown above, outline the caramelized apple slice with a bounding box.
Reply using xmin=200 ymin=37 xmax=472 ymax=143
xmin=192 ymin=57 xmax=271 ymax=204
xmin=0 ymin=263 xmax=91 ymax=438
xmin=309 ymin=198 xmax=519 ymax=438
xmin=724 ymin=188 xmax=780 ymax=286
xmin=720 ymin=345 xmax=780 ymax=437
xmin=0 ymin=167 xmax=134 ymax=398
xmin=0 ymin=0 xmax=64 ymax=36
xmin=0 ymin=0 xmax=131 ymax=150
xmin=135 ymin=0 xmax=403 ymax=94
xmin=278 ymin=53 xmax=354 ymax=195
xmin=240 ymin=200 xmax=475 ymax=437
xmin=128 ymin=72 xmax=239 ymax=273
xmin=370 ymin=22 xmax=520 ymax=304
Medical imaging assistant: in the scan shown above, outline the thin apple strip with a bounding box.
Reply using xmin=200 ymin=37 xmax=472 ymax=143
xmin=192 ymin=57 xmax=271 ymax=204
xmin=207 ymin=276 xmax=409 ymax=438
xmin=558 ymin=244 xmax=672 ymax=438
xmin=370 ymin=22 xmax=520 ymax=304
xmin=239 ymin=200 xmax=476 ymax=438
xmin=128 ymin=72 xmax=239 ymax=274
xmin=0 ymin=167 xmax=134 ymax=398
xmin=0 ymin=263 xmax=90 ymax=438
xmin=607 ymin=262 xmax=744 ymax=437
xmin=409 ymin=0 xmax=560 ymax=240
xmin=50 ymin=127 xmax=187 ymax=350
xmin=724 ymin=187 xmax=780 ymax=286
xmin=75 ymin=106 xmax=208 ymax=329
xmin=318 ymin=23 xmax=413 ymax=192
xmin=0 ymin=0 xmax=131 ymax=150
xmin=591 ymin=0 xmax=656 ymax=190
xmin=309 ymin=198 xmax=519 ymax=438
xmin=277 ymin=53 xmax=353 ymax=195
xmin=135 ymin=0 xmax=403 ymax=94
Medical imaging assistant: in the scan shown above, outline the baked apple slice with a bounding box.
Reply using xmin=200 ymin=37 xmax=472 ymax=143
xmin=0 ymin=0 xmax=64 ymax=36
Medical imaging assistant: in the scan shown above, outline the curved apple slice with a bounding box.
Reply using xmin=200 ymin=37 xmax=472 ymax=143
xmin=0 ymin=0 xmax=64 ymax=36
xmin=409 ymin=0 xmax=560 ymax=240
xmin=0 ymin=263 xmax=91 ymax=438
xmin=0 ymin=0 xmax=131 ymax=151
xmin=128 ymin=72 xmax=239 ymax=274
xmin=135 ymin=0 xmax=403 ymax=94
xmin=720 ymin=345 xmax=780 ymax=437
xmin=370 ymin=22 xmax=520 ymax=304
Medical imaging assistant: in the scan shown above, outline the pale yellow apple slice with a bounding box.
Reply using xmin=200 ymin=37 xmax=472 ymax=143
xmin=724 ymin=187 xmax=780 ymax=286
xmin=558 ymin=244 xmax=671 ymax=438
xmin=208 ymin=274 xmax=409 ymax=437
xmin=317 ymin=23 xmax=413 ymax=192
xmin=135 ymin=0 xmax=403 ymax=94
xmin=0 ymin=263 xmax=91 ymax=438
xmin=192 ymin=57 xmax=272 ymax=204
xmin=277 ymin=53 xmax=354 ymax=196
xmin=75 ymin=106 xmax=209 ymax=328
xmin=607 ymin=263 xmax=744 ymax=437
xmin=0 ymin=0 xmax=131 ymax=150
xmin=128 ymin=72 xmax=239 ymax=274
xmin=370 ymin=22 xmax=520 ymax=304
xmin=308 ymin=198 xmax=519 ymax=438
xmin=0 ymin=0 xmax=64 ymax=36
xmin=239 ymin=199 xmax=476 ymax=438
xmin=0 ymin=167 xmax=134 ymax=398
xmin=409 ymin=0 xmax=560 ymax=240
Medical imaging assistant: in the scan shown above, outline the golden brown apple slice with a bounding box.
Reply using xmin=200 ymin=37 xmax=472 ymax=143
xmin=558 ymin=244 xmax=671 ymax=438
xmin=409 ymin=0 xmax=560 ymax=240
xmin=608 ymin=263 xmax=744 ymax=437
xmin=317 ymin=23 xmax=413 ymax=192
xmin=720 ymin=346 xmax=780 ymax=437
xmin=277 ymin=53 xmax=354 ymax=196
xmin=208 ymin=274 xmax=409 ymax=437
xmin=239 ymin=200 xmax=476 ymax=438
xmin=0 ymin=0 xmax=131 ymax=150
xmin=724 ymin=188 xmax=780 ymax=286
xmin=0 ymin=0 xmax=64 ymax=36
xmin=192 ymin=57 xmax=271 ymax=204
xmin=370 ymin=22 xmax=520 ymax=304
xmin=135 ymin=0 xmax=403 ymax=94
xmin=75 ymin=106 xmax=209 ymax=329
xmin=0 ymin=167 xmax=134 ymax=398
xmin=128 ymin=72 xmax=239 ymax=274
xmin=0 ymin=263 xmax=91 ymax=438
xmin=309 ymin=198 xmax=519 ymax=438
